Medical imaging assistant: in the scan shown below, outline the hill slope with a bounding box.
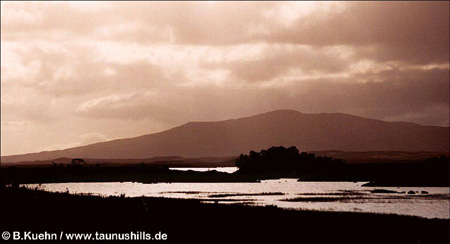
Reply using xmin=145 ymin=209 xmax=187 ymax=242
xmin=2 ymin=110 xmax=449 ymax=163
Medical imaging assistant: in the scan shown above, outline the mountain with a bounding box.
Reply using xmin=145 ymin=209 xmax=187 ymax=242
xmin=2 ymin=110 xmax=449 ymax=163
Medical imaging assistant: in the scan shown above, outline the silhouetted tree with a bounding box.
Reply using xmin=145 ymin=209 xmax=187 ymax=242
xmin=71 ymin=158 xmax=86 ymax=166
xmin=236 ymin=146 xmax=344 ymax=173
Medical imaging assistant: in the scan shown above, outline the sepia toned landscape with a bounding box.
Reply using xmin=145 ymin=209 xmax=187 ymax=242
xmin=1 ymin=2 xmax=449 ymax=244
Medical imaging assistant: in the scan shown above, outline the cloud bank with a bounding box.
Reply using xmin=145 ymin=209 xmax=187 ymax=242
xmin=1 ymin=2 xmax=449 ymax=156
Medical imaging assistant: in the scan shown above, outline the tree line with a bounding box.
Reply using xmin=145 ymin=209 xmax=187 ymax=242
xmin=235 ymin=146 xmax=345 ymax=173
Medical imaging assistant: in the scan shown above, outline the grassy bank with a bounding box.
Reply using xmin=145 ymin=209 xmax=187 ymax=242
xmin=1 ymin=186 xmax=449 ymax=244
xmin=2 ymin=160 xmax=449 ymax=186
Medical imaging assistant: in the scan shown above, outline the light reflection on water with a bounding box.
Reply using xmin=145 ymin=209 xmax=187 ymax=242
xmin=27 ymin=177 xmax=449 ymax=219
xmin=169 ymin=167 xmax=238 ymax=173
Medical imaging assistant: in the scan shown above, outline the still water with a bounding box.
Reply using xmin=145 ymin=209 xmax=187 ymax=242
xmin=169 ymin=167 xmax=238 ymax=173
xmin=27 ymin=168 xmax=449 ymax=219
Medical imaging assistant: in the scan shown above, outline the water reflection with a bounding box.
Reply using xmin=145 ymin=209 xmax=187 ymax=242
xmin=169 ymin=167 xmax=238 ymax=174
xmin=27 ymin=179 xmax=449 ymax=219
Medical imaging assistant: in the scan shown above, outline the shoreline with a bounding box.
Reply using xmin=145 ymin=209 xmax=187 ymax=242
xmin=2 ymin=163 xmax=449 ymax=187
xmin=1 ymin=186 xmax=449 ymax=244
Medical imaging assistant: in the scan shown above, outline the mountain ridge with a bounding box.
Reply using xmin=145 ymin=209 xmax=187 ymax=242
xmin=2 ymin=110 xmax=448 ymax=163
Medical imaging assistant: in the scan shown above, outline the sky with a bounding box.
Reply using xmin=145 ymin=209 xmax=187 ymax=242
xmin=1 ymin=1 xmax=449 ymax=156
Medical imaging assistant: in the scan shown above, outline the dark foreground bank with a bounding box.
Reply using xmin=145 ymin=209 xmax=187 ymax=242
xmin=1 ymin=186 xmax=449 ymax=244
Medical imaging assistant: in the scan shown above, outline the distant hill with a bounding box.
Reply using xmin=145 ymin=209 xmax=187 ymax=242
xmin=0 ymin=156 xmax=237 ymax=168
xmin=2 ymin=110 xmax=449 ymax=163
